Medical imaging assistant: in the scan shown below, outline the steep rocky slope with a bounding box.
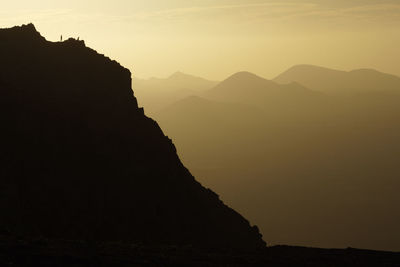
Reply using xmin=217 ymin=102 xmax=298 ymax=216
xmin=0 ymin=24 xmax=265 ymax=248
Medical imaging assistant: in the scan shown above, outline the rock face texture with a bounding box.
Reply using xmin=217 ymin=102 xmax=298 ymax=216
xmin=0 ymin=24 xmax=265 ymax=248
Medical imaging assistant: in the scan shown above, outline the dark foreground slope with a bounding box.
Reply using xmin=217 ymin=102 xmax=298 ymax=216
xmin=1 ymin=234 xmax=400 ymax=267
xmin=0 ymin=24 xmax=264 ymax=248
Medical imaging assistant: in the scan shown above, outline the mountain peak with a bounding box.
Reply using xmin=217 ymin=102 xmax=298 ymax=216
xmin=216 ymin=71 xmax=275 ymax=90
xmin=167 ymin=71 xmax=212 ymax=82
xmin=274 ymin=64 xmax=400 ymax=94
xmin=169 ymin=71 xmax=187 ymax=78
xmin=18 ymin=23 xmax=36 ymax=32
xmin=0 ymin=23 xmax=45 ymax=42
xmin=228 ymin=71 xmax=264 ymax=81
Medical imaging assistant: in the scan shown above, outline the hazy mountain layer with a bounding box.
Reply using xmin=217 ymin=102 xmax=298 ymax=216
xmin=134 ymin=72 xmax=218 ymax=115
xmin=274 ymin=64 xmax=400 ymax=95
xmin=0 ymin=24 xmax=265 ymax=249
xmin=152 ymin=68 xmax=400 ymax=251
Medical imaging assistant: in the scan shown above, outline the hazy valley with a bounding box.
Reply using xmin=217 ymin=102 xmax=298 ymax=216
xmin=136 ymin=66 xmax=400 ymax=251
xmin=1 ymin=20 xmax=400 ymax=266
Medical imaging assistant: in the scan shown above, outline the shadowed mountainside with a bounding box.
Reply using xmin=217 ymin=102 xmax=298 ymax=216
xmin=0 ymin=24 xmax=265 ymax=249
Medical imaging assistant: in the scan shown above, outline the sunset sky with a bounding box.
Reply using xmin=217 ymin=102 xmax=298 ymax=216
xmin=2 ymin=0 xmax=399 ymax=80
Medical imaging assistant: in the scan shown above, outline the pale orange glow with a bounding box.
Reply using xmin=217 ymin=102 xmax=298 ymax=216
xmin=1 ymin=0 xmax=399 ymax=80
xmin=3 ymin=0 xmax=400 ymax=252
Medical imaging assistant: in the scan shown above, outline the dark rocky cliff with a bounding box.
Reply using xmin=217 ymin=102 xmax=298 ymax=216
xmin=0 ymin=24 xmax=265 ymax=248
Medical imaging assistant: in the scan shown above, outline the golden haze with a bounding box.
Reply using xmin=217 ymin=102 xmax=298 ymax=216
xmin=1 ymin=0 xmax=399 ymax=79
xmin=2 ymin=0 xmax=400 ymax=251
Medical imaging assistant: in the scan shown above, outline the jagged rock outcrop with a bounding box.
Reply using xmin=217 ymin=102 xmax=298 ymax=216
xmin=0 ymin=24 xmax=265 ymax=248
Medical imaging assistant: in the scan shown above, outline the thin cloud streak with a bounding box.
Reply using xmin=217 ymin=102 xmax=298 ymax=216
xmin=131 ymin=2 xmax=400 ymax=24
xmin=2 ymin=2 xmax=399 ymax=29
xmin=132 ymin=3 xmax=318 ymax=20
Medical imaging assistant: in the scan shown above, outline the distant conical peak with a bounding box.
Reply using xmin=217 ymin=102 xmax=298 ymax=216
xmin=169 ymin=71 xmax=202 ymax=80
xmin=229 ymin=71 xmax=263 ymax=79
xmin=170 ymin=71 xmax=186 ymax=77
xmin=221 ymin=72 xmax=273 ymax=86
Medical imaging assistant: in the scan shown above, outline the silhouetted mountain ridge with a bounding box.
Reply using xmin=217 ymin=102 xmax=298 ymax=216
xmin=274 ymin=64 xmax=400 ymax=95
xmin=136 ymin=71 xmax=217 ymax=91
xmin=202 ymin=71 xmax=327 ymax=121
xmin=149 ymin=67 xmax=400 ymax=251
xmin=0 ymin=24 xmax=265 ymax=249
xmin=134 ymin=71 xmax=218 ymax=115
xmin=167 ymin=71 xmax=214 ymax=84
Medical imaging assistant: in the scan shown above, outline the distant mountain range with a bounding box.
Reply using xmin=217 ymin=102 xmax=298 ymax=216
xmin=205 ymin=71 xmax=323 ymax=108
xmin=133 ymin=72 xmax=218 ymax=115
xmin=145 ymin=66 xmax=400 ymax=251
xmin=274 ymin=64 xmax=400 ymax=95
